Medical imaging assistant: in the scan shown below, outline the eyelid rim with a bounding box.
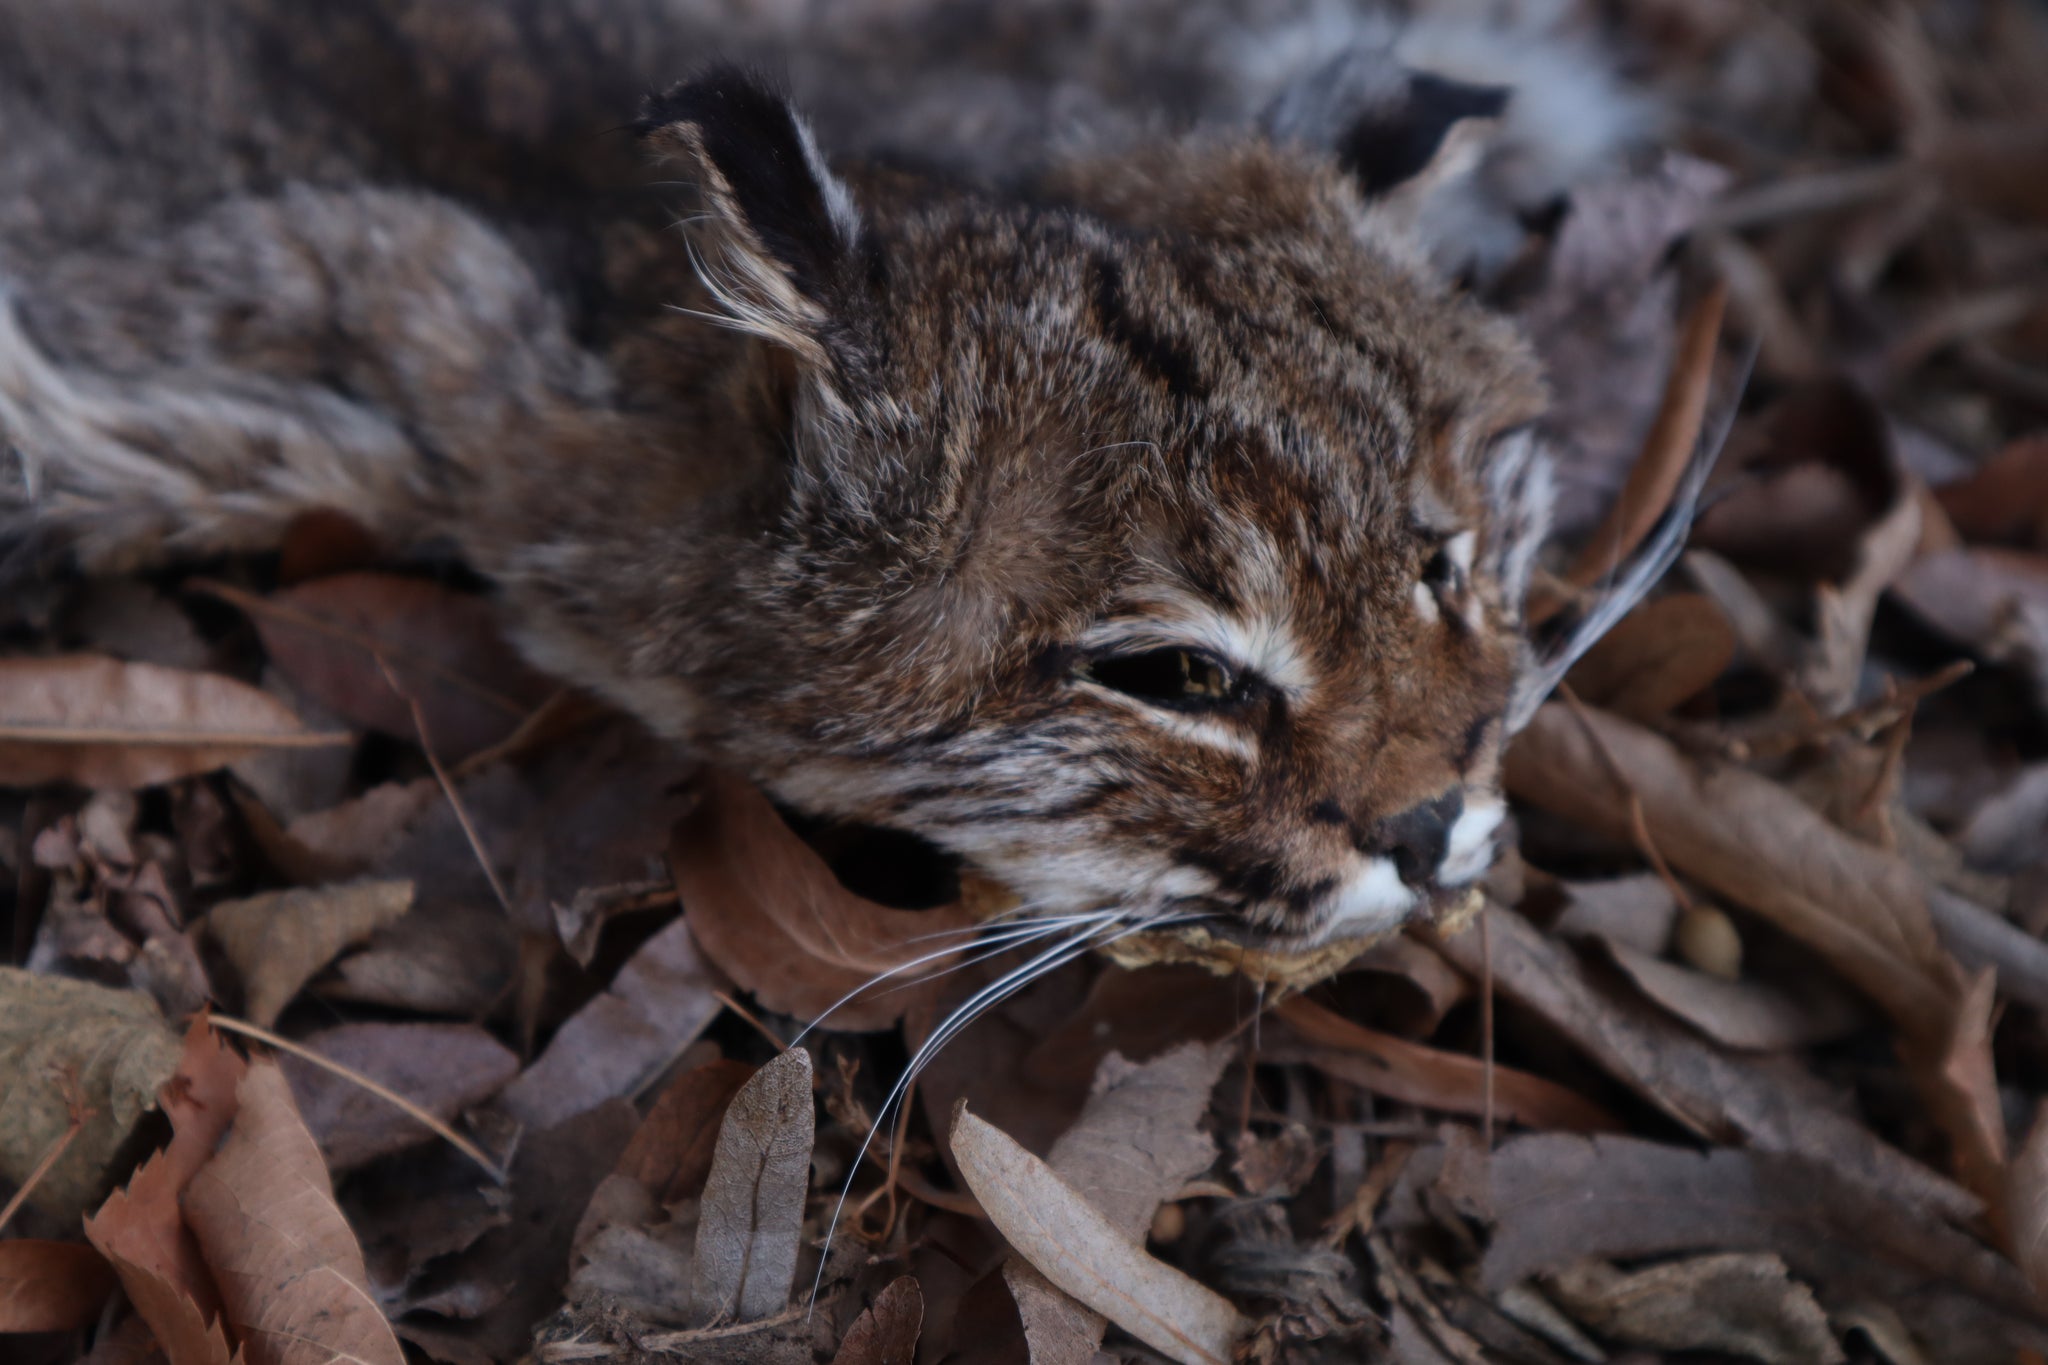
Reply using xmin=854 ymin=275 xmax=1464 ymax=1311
xmin=1073 ymin=643 xmax=1257 ymax=712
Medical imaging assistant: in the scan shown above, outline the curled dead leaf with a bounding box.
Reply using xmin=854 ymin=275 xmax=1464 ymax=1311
xmin=669 ymin=770 xmax=980 ymax=1031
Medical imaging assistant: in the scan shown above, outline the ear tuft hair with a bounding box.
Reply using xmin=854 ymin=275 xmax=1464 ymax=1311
xmin=639 ymin=65 xmax=860 ymax=352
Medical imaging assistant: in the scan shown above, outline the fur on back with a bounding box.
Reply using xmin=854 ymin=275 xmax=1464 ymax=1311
xmin=1 ymin=0 xmax=1651 ymax=950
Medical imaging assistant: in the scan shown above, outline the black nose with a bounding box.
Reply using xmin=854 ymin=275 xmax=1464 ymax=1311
xmin=1376 ymin=790 xmax=1462 ymax=888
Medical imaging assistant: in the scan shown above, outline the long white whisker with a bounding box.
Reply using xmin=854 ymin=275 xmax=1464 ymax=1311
xmin=803 ymin=908 xmax=1213 ymax=1314
xmin=806 ymin=917 xmax=1125 ymax=1310
xmin=788 ymin=912 xmax=1119 ymax=1047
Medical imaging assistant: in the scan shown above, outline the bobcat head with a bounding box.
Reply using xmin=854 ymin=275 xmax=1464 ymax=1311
xmin=581 ymin=68 xmax=1564 ymax=959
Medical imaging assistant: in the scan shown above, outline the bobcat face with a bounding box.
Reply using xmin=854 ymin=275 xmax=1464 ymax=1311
xmin=633 ymin=71 xmax=1554 ymax=951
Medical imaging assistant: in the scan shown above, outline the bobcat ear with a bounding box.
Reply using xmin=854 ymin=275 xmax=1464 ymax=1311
xmin=1336 ymin=71 xmax=1508 ymax=196
xmin=639 ymin=67 xmax=861 ymax=356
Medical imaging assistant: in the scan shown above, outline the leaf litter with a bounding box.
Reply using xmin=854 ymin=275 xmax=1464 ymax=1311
xmin=12 ymin=6 xmax=2048 ymax=1364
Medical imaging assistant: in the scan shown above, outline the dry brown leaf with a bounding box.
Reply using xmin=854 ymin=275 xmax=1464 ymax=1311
xmin=1518 ymin=154 xmax=1731 ymax=539
xmin=1506 ymin=702 xmax=1956 ymax=1034
xmin=671 ymin=770 xmax=981 ymax=1031
xmin=206 ymin=879 xmax=414 ymax=1027
xmin=1936 ymin=434 xmax=2048 ymax=548
xmin=1338 ymin=936 xmax=1474 ymax=1037
xmin=397 ymin=1103 xmax=636 ymax=1362
xmin=1021 ymin=965 xmax=1255 ymax=1095
xmin=1003 ymin=1043 xmax=1231 ymax=1364
xmin=1429 ymin=904 xmax=1978 ymax=1220
xmin=0 ymin=1241 xmax=118 ymax=1332
xmin=1543 ymin=1254 xmax=1843 ymax=1365
xmin=1274 ymin=996 xmax=1616 ymax=1132
xmin=1476 ymin=1133 xmax=2048 ymax=1362
xmin=0 ymin=655 xmax=345 ymax=791
xmin=278 ymin=1022 xmax=519 ymax=1172
xmin=2011 ymin=1101 xmax=2048 ymax=1298
xmin=614 ymin=1057 xmax=757 ymax=1207
xmin=953 ymin=1106 xmax=1248 ymax=1365
xmin=201 ymin=574 xmax=549 ymax=763
xmin=831 ymin=1275 xmax=924 ymax=1365
xmin=1547 ymin=281 xmax=1729 ymax=610
xmin=1551 ymin=872 xmax=1680 ymax=953
xmin=496 ymin=912 xmax=723 ymax=1130
xmin=572 ymin=1058 xmax=755 ymax=1263
xmin=182 ymin=1058 xmax=405 ymax=1365
xmin=0 ymin=967 xmax=183 ymax=1218
xmin=1562 ymin=592 xmax=1736 ymax=721
xmin=315 ymin=900 xmax=516 ymax=1018
xmin=1910 ymin=967 xmax=2009 ymax=1234
xmin=1893 ymin=545 xmax=2048 ymax=713
xmin=1602 ymin=940 xmax=1864 ymax=1051
xmin=83 ymin=1016 xmax=247 ymax=1365
xmin=566 ymin=1225 xmax=698 ymax=1326
xmin=240 ymin=777 xmax=438 ymax=885
xmin=688 ymin=1047 xmax=815 ymax=1324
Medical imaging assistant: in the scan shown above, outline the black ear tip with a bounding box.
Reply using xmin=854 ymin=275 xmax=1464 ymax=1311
xmin=636 ymin=63 xmax=793 ymax=140
xmin=1340 ymin=70 xmax=1512 ymax=195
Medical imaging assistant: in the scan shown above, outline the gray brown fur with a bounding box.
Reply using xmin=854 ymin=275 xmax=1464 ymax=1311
xmin=1 ymin=0 xmax=1650 ymax=949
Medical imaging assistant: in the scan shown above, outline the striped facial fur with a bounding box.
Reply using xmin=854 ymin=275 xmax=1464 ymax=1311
xmin=606 ymin=73 xmax=1556 ymax=951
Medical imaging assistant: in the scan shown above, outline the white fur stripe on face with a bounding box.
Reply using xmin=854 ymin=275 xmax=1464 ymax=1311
xmin=1078 ymin=602 xmax=1316 ymax=697
xmin=1439 ymin=794 xmax=1504 ymax=885
xmin=1320 ymin=854 xmax=1418 ymax=936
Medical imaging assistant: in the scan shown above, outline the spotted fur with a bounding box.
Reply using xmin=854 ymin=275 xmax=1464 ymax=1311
xmin=0 ymin=2 xmax=1654 ymax=953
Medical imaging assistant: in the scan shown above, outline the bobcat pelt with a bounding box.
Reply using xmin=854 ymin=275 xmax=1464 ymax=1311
xmin=1 ymin=0 xmax=1680 ymax=962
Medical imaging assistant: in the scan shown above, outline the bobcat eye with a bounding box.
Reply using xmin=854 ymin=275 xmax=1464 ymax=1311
xmin=1420 ymin=530 xmax=1474 ymax=594
xmin=1080 ymin=648 xmax=1242 ymax=709
xmin=1422 ymin=544 xmax=1455 ymax=588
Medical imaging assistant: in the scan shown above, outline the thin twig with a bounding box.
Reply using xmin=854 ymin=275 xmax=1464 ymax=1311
xmin=192 ymin=578 xmax=530 ymax=718
xmin=0 ymin=1073 xmax=92 ymax=1233
xmin=206 ymin=1014 xmax=508 ymax=1184
xmin=1560 ymin=687 xmax=1699 ymax=917
xmin=1479 ymin=909 xmax=1496 ymax=1152
xmin=711 ymin=989 xmax=788 ymax=1052
xmin=374 ymin=653 xmax=515 ymax=918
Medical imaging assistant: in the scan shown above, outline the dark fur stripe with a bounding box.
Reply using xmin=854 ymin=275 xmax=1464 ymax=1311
xmin=1089 ymin=256 xmax=1208 ymax=402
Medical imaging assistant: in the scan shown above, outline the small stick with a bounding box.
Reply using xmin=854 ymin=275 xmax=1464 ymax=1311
xmin=1479 ymin=909 xmax=1496 ymax=1151
xmin=207 ymin=1014 xmax=507 ymax=1183
xmin=374 ymin=653 xmax=515 ymax=919
xmin=1561 ymin=687 xmax=1699 ymax=918
xmin=0 ymin=1071 xmax=93 ymax=1233
xmin=711 ymin=989 xmax=788 ymax=1052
